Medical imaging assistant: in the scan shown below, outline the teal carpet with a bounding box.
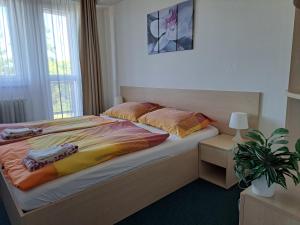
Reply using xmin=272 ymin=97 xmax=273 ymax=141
xmin=0 ymin=179 xmax=241 ymax=225
xmin=0 ymin=197 xmax=10 ymax=225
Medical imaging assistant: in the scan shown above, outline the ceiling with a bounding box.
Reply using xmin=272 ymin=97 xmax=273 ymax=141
xmin=97 ymin=0 xmax=123 ymax=5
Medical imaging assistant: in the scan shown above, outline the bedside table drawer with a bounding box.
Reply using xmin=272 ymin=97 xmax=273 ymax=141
xmin=200 ymin=145 xmax=227 ymax=168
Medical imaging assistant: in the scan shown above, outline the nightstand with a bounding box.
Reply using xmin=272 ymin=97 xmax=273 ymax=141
xmin=198 ymin=134 xmax=237 ymax=189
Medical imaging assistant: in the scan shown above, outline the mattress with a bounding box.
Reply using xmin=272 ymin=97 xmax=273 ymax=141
xmin=9 ymin=118 xmax=219 ymax=211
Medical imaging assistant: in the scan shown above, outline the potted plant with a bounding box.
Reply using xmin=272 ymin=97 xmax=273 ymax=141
xmin=233 ymin=128 xmax=300 ymax=197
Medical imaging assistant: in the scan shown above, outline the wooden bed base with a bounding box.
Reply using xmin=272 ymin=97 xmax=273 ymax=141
xmin=0 ymin=86 xmax=261 ymax=225
xmin=1 ymin=148 xmax=199 ymax=225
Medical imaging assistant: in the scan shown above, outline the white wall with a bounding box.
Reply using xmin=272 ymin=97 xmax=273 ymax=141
xmin=113 ymin=0 xmax=295 ymax=134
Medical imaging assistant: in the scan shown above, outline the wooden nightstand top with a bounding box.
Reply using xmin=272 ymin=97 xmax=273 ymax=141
xmin=200 ymin=134 xmax=235 ymax=151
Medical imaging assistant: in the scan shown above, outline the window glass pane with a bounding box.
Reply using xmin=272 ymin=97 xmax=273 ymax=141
xmin=44 ymin=12 xmax=71 ymax=75
xmin=0 ymin=6 xmax=15 ymax=76
xmin=51 ymin=81 xmax=75 ymax=119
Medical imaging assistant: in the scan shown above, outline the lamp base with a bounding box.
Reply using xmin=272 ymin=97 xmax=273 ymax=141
xmin=232 ymin=130 xmax=243 ymax=143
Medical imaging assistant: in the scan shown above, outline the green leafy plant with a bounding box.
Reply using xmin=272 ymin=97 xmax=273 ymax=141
xmin=233 ymin=128 xmax=300 ymax=189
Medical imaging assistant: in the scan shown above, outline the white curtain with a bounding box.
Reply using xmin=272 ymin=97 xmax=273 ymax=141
xmin=0 ymin=0 xmax=82 ymax=122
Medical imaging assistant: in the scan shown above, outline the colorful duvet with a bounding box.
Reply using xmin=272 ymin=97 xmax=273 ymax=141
xmin=0 ymin=116 xmax=114 ymax=145
xmin=0 ymin=121 xmax=169 ymax=191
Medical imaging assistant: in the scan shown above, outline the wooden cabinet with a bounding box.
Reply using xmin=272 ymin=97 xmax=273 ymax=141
xmin=239 ymin=182 xmax=300 ymax=225
xmin=198 ymin=134 xmax=237 ymax=189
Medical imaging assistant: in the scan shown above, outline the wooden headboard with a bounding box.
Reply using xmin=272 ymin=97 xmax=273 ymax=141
xmin=120 ymin=86 xmax=261 ymax=135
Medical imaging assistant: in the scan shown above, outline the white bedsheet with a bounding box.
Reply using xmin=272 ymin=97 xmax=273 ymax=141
xmin=9 ymin=119 xmax=218 ymax=211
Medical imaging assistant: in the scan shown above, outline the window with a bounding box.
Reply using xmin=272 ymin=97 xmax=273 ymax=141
xmin=0 ymin=6 xmax=15 ymax=77
xmin=0 ymin=1 xmax=82 ymax=120
xmin=44 ymin=12 xmax=72 ymax=76
xmin=44 ymin=12 xmax=80 ymax=119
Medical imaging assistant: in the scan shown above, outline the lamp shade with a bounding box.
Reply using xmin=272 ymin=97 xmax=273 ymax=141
xmin=113 ymin=96 xmax=123 ymax=106
xmin=229 ymin=112 xmax=248 ymax=130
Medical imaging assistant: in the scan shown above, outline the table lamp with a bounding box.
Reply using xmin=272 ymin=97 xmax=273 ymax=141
xmin=229 ymin=112 xmax=248 ymax=143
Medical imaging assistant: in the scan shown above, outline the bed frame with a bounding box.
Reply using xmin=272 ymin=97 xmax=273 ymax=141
xmin=0 ymin=86 xmax=261 ymax=225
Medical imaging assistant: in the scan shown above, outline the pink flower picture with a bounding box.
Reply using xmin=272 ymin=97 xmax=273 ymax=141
xmin=147 ymin=0 xmax=194 ymax=54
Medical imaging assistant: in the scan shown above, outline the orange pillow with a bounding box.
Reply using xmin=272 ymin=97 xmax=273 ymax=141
xmin=138 ymin=108 xmax=214 ymax=137
xmin=104 ymin=102 xmax=161 ymax=122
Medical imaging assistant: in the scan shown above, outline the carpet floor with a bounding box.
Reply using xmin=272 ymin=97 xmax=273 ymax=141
xmin=0 ymin=179 xmax=242 ymax=225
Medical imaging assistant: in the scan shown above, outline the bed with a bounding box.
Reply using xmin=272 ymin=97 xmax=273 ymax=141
xmin=0 ymin=86 xmax=261 ymax=225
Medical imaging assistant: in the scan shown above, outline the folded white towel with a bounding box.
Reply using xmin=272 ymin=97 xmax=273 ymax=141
xmin=27 ymin=143 xmax=78 ymax=163
xmin=23 ymin=143 xmax=78 ymax=171
xmin=1 ymin=127 xmax=42 ymax=139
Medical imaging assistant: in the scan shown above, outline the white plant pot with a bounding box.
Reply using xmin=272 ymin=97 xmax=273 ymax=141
xmin=251 ymin=175 xmax=276 ymax=197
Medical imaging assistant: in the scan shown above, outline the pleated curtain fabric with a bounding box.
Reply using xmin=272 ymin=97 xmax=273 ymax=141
xmin=79 ymin=0 xmax=104 ymax=115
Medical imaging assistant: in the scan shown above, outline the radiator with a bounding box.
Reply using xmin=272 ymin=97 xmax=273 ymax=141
xmin=0 ymin=99 xmax=27 ymax=123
